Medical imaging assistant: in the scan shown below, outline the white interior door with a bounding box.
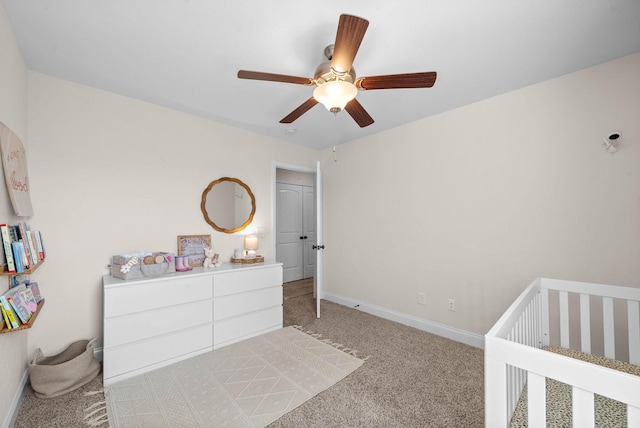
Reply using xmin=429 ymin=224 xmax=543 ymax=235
xmin=315 ymin=161 xmax=323 ymax=318
xmin=276 ymin=183 xmax=303 ymax=283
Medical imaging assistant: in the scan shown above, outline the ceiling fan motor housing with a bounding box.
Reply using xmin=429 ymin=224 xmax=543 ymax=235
xmin=314 ymin=60 xmax=356 ymax=86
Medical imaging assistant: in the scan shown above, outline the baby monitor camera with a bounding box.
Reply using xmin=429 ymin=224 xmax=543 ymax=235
xmin=603 ymin=130 xmax=621 ymax=153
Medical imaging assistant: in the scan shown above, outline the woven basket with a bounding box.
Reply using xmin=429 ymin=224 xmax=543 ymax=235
xmin=231 ymin=255 xmax=264 ymax=264
xmin=29 ymin=338 xmax=100 ymax=398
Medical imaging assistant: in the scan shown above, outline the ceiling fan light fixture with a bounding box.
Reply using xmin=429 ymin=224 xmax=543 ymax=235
xmin=313 ymin=80 xmax=357 ymax=112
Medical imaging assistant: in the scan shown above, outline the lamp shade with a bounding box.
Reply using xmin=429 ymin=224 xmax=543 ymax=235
xmin=313 ymin=81 xmax=358 ymax=112
xmin=244 ymin=235 xmax=259 ymax=251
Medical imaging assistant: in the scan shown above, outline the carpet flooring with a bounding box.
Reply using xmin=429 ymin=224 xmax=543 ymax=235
xmin=13 ymin=279 xmax=485 ymax=427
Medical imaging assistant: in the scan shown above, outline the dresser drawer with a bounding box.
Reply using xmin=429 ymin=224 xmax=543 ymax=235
xmin=103 ymin=323 xmax=213 ymax=382
xmin=213 ymin=266 xmax=283 ymax=297
xmin=213 ymin=286 xmax=281 ymax=321
xmin=104 ymin=299 xmax=213 ymax=348
xmin=104 ymin=275 xmax=212 ymax=318
xmin=213 ymin=305 xmax=282 ymax=348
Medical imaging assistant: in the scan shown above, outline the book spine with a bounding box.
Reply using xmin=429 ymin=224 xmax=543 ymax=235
xmin=0 ymin=302 xmax=11 ymax=330
xmin=8 ymin=225 xmax=19 ymax=242
xmin=0 ymin=224 xmax=16 ymax=273
xmin=18 ymin=241 xmax=29 ymax=269
xmin=0 ymin=297 xmax=20 ymax=328
xmin=17 ymin=223 xmax=31 ymax=267
xmin=25 ymin=231 xmax=38 ymax=267
xmin=12 ymin=242 xmax=24 ymax=273
xmin=34 ymin=231 xmax=44 ymax=261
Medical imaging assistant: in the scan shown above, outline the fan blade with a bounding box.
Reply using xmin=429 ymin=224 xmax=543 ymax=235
xmin=280 ymin=97 xmax=319 ymax=124
xmin=344 ymin=98 xmax=374 ymax=128
xmin=355 ymin=72 xmax=437 ymax=90
xmin=330 ymin=14 xmax=369 ymax=74
xmin=238 ymin=70 xmax=313 ymax=85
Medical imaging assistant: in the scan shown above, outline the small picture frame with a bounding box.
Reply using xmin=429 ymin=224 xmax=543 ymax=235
xmin=177 ymin=235 xmax=211 ymax=267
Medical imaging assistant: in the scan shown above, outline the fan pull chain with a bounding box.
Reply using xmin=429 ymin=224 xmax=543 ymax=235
xmin=333 ymin=111 xmax=338 ymax=162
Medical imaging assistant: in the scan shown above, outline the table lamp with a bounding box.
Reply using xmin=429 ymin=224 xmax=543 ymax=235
xmin=244 ymin=235 xmax=258 ymax=259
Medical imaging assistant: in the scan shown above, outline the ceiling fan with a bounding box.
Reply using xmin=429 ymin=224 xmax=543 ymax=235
xmin=237 ymin=14 xmax=437 ymax=128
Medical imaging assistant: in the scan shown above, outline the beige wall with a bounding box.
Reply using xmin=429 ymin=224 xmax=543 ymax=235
xmin=0 ymin=2 xmax=29 ymax=425
xmin=25 ymin=71 xmax=318 ymax=360
xmin=321 ymin=52 xmax=640 ymax=336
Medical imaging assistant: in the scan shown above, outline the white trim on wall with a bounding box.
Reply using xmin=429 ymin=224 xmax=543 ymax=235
xmin=324 ymin=292 xmax=485 ymax=349
xmin=3 ymin=369 xmax=29 ymax=428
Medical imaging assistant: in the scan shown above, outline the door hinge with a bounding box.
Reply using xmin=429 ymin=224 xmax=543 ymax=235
xmin=312 ymin=244 xmax=325 ymax=250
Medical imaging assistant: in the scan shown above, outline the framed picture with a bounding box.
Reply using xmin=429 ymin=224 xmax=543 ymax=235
xmin=177 ymin=235 xmax=211 ymax=267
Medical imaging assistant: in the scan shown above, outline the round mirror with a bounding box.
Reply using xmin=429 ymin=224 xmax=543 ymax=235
xmin=201 ymin=177 xmax=256 ymax=233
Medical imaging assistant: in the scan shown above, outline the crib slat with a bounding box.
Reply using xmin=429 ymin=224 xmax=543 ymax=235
xmin=542 ymin=287 xmax=550 ymax=347
xmin=580 ymin=293 xmax=591 ymax=354
xmin=629 ymin=405 xmax=640 ymax=427
xmin=559 ymin=291 xmax=570 ymax=348
xmin=603 ymin=297 xmax=615 ymax=359
xmin=527 ymin=372 xmax=546 ymax=428
xmin=573 ymin=387 xmax=595 ymax=427
xmin=629 ymin=300 xmax=640 ymax=365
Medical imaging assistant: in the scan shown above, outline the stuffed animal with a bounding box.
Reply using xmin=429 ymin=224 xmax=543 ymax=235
xmin=203 ymin=245 xmax=223 ymax=268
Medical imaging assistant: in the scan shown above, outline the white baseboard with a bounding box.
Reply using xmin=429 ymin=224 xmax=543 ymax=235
xmin=3 ymin=368 xmax=29 ymax=428
xmin=324 ymin=292 xmax=485 ymax=349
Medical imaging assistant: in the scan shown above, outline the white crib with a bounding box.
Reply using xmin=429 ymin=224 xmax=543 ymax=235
xmin=485 ymin=278 xmax=640 ymax=427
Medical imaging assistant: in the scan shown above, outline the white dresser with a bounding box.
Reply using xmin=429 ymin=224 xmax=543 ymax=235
xmin=102 ymin=261 xmax=283 ymax=386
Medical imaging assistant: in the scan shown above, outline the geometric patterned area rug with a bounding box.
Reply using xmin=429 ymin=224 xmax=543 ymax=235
xmin=104 ymin=326 xmax=364 ymax=427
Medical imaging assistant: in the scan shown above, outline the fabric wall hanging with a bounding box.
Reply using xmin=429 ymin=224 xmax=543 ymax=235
xmin=0 ymin=121 xmax=34 ymax=216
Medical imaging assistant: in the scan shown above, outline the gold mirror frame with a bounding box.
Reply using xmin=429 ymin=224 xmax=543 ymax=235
xmin=200 ymin=177 xmax=256 ymax=234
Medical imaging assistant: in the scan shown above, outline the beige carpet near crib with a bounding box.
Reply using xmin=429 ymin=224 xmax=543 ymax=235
xmin=104 ymin=326 xmax=364 ymax=427
xmin=510 ymin=346 xmax=640 ymax=428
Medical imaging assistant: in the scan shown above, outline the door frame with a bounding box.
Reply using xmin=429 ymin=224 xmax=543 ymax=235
xmin=271 ymin=161 xmax=316 ymax=264
xmin=272 ymin=161 xmax=321 ymax=317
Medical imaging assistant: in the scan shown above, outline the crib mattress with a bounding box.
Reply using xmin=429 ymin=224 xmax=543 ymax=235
xmin=509 ymin=346 xmax=640 ymax=428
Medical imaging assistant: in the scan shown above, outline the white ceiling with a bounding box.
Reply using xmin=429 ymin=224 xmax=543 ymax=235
xmin=4 ymin=0 xmax=640 ymax=150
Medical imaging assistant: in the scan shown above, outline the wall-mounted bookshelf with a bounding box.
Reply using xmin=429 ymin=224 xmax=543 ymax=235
xmin=1 ymin=260 xmax=44 ymax=276
xmin=0 ymin=299 xmax=45 ymax=334
xmin=0 ymin=222 xmax=46 ymax=334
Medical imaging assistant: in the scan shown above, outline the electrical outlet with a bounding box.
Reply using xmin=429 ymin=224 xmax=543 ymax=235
xmin=448 ymin=299 xmax=456 ymax=312
xmin=418 ymin=292 xmax=426 ymax=305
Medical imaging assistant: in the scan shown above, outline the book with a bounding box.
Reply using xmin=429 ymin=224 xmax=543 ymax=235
xmin=0 ymin=302 xmax=12 ymax=329
xmin=0 ymin=296 xmax=20 ymax=328
xmin=17 ymin=223 xmax=31 ymax=267
xmin=6 ymin=287 xmax=32 ymax=324
xmin=0 ymin=224 xmax=16 ymax=273
xmin=28 ymin=282 xmax=42 ymax=303
xmin=7 ymin=297 xmax=27 ymax=324
xmin=19 ymin=241 xmax=30 ymax=269
xmin=12 ymin=242 xmax=24 ymax=273
xmin=34 ymin=231 xmax=44 ymax=261
xmin=8 ymin=224 xmax=19 ymax=242
xmin=20 ymin=287 xmax=38 ymax=313
xmin=25 ymin=230 xmax=38 ymax=268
